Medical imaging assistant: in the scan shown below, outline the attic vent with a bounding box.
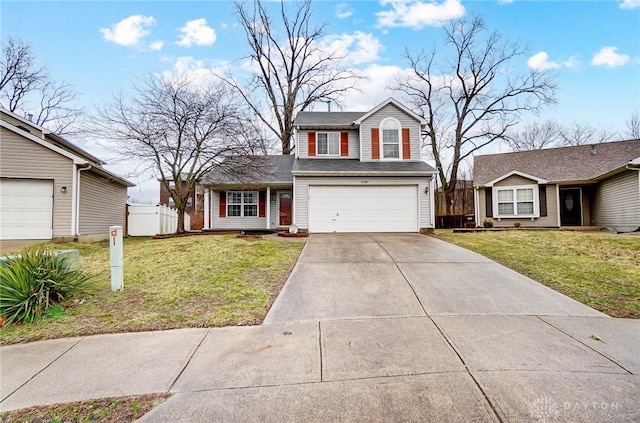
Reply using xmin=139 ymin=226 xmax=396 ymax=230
xmin=17 ymin=125 xmax=31 ymax=133
xmin=591 ymin=145 xmax=597 ymax=155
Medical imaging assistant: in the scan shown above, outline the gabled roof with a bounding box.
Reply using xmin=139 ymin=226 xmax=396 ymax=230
xmin=1 ymin=108 xmax=135 ymax=187
xmin=474 ymin=139 xmax=640 ymax=186
xmin=293 ymin=98 xmax=426 ymax=128
xmin=354 ymin=98 xmax=426 ymax=126
xmin=0 ymin=108 xmax=104 ymax=164
xmin=202 ymin=155 xmax=294 ymax=186
xmin=292 ymin=158 xmax=435 ymax=176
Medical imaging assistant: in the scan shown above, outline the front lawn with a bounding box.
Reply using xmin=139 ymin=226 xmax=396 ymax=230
xmin=1 ymin=235 xmax=304 ymax=345
xmin=434 ymin=230 xmax=640 ymax=318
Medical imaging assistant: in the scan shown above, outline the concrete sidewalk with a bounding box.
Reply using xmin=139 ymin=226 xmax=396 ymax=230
xmin=1 ymin=233 xmax=639 ymax=422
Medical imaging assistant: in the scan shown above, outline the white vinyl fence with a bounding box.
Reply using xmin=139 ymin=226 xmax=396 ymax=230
xmin=127 ymin=204 xmax=191 ymax=236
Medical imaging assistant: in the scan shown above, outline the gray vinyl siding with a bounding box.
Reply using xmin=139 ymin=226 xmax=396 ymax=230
xmin=495 ymin=174 xmax=538 ymax=186
xmin=1 ymin=114 xmax=45 ymax=139
xmin=297 ymin=129 xmax=359 ymax=159
xmin=210 ymin=191 xmax=267 ymax=230
xmin=293 ymin=176 xmax=432 ymax=231
xmin=360 ymin=103 xmax=422 ymax=162
xmin=0 ymin=127 xmax=73 ymax=238
xmin=592 ymin=171 xmax=640 ymax=230
xmin=78 ymin=171 xmax=127 ymax=235
xmin=478 ymin=184 xmax=559 ymax=227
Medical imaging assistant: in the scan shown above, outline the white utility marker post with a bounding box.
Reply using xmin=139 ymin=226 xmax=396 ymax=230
xmin=109 ymin=225 xmax=124 ymax=292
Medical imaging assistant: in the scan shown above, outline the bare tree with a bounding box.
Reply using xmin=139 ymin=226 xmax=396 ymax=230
xmin=228 ymin=0 xmax=359 ymax=154
xmin=559 ymin=122 xmax=617 ymax=146
xmin=396 ymin=17 xmax=556 ymax=215
xmin=94 ymin=74 xmax=267 ymax=233
xmin=506 ymin=120 xmax=562 ymax=151
xmin=624 ymin=112 xmax=640 ymax=139
xmin=1 ymin=36 xmax=82 ymax=135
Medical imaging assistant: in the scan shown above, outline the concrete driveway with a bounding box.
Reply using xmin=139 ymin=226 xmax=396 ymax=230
xmin=2 ymin=233 xmax=638 ymax=422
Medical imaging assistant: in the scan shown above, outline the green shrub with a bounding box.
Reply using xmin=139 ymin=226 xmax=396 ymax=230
xmin=482 ymin=219 xmax=494 ymax=228
xmin=0 ymin=249 xmax=93 ymax=325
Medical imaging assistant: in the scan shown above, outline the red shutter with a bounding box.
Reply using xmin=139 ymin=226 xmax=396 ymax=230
xmin=402 ymin=128 xmax=411 ymax=159
xmin=371 ymin=128 xmax=380 ymax=160
xmin=340 ymin=132 xmax=349 ymax=156
xmin=259 ymin=191 xmax=266 ymax=217
xmin=308 ymin=132 xmax=316 ymax=157
xmin=219 ymin=191 xmax=226 ymax=218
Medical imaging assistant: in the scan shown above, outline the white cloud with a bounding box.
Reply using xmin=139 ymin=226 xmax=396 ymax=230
xmin=619 ymin=0 xmax=640 ymax=9
xmin=336 ymin=2 xmax=354 ymax=19
xmin=562 ymin=55 xmax=581 ymax=70
xmin=161 ymin=56 xmax=230 ymax=90
xmin=176 ymin=19 xmax=216 ymax=47
xmin=498 ymin=0 xmax=514 ymax=4
xmin=149 ymin=41 xmax=164 ymax=51
xmin=376 ymin=0 xmax=465 ymax=29
xmin=591 ymin=46 xmax=630 ymax=68
xmin=100 ymin=15 xmax=155 ymax=46
xmin=527 ymin=51 xmax=560 ymax=71
xmin=321 ymin=32 xmax=382 ymax=66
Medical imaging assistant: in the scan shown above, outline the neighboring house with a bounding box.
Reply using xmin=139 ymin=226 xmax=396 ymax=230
xmin=0 ymin=108 xmax=135 ymax=242
xmin=159 ymin=178 xmax=205 ymax=230
xmin=201 ymin=98 xmax=437 ymax=233
xmin=474 ymin=139 xmax=640 ymax=232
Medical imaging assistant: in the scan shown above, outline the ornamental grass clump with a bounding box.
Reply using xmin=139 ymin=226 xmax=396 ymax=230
xmin=0 ymin=249 xmax=93 ymax=326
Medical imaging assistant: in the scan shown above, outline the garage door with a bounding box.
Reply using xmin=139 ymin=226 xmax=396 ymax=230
xmin=309 ymin=185 xmax=418 ymax=233
xmin=0 ymin=179 xmax=53 ymax=240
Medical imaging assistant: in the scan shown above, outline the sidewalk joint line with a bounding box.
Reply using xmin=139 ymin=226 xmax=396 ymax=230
xmin=0 ymin=338 xmax=82 ymax=404
xmin=168 ymin=330 xmax=209 ymax=392
xmin=535 ymin=316 xmax=634 ymax=375
xmin=318 ymin=321 xmax=324 ymax=383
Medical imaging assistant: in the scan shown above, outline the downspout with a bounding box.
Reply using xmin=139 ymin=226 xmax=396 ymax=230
xmin=76 ymin=165 xmax=92 ymax=236
xmin=71 ymin=164 xmax=78 ymax=236
xmin=627 ymin=166 xmax=640 ymax=215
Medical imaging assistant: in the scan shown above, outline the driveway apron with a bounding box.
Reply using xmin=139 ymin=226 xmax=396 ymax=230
xmin=3 ymin=233 xmax=638 ymax=422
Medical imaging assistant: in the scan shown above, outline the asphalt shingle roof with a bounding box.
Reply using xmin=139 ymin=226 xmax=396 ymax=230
xmin=294 ymin=112 xmax=366 ymax=127
xmin=203 ymin=155 xmax=294 ymax=185
xmin=292 ymin=159 xmax=435 ymax=175
xmin=474 ymin=139 xmax=640 ymax=186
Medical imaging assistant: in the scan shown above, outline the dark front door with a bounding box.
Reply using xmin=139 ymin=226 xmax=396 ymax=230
xmin=279 ymin=192 xmax=292 ymax=226
xmin=560 ymin=188 xmax=582 ymax=226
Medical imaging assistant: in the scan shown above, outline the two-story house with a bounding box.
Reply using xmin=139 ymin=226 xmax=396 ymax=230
xmin=200 ymin=98 xmax=436 ymax=233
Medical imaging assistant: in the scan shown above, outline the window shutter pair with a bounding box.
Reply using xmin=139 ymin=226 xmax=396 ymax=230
xmin=219 ymin=191 xmax=266 ymax=218
xmin=371 ymin=128 xmax=411 ymax=160
xmin=307 ymin=132 xmax=349 ymax=156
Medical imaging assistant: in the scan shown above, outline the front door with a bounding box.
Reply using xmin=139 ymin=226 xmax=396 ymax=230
xmin=279 ymin=191 xmax=292 ymax=226
xmin=560 ymin=188 xmax=582 ymax=226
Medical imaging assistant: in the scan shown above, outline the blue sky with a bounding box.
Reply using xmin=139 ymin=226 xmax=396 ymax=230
xmin=2 ymin=0 xmax=639 ymax=200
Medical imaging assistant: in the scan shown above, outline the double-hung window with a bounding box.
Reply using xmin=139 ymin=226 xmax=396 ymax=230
xmin=380 ymin=118 xmax=400 ymax=159
xmin=495 ymin=186 xmax=536 ymax=217
xmin=227 ymin=191 xmax=258 ymax=217
xmin=317 ymin=132 xmax=340 ymax=155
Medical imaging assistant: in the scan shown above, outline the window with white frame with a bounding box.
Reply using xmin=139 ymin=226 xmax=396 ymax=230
xmin=495 ymin=186 xmax=536 ymax=217
xmin=227 ymin=191 xmax=258 ymax=217
xmin=380 ymin=118 xmax=400 ymax=159
xmin=317 ymin=132 xmax=340 ymax=155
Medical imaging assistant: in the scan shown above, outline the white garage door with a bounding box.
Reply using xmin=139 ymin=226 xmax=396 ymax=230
xmin=309 ymin=185 xmax=418 ymax=233
xmin=0 ymin=179 xmax=53 ymax=240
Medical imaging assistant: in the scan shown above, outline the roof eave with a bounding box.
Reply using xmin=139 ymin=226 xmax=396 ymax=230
xmin=292 ymin=170 xmax=435 ymax=177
